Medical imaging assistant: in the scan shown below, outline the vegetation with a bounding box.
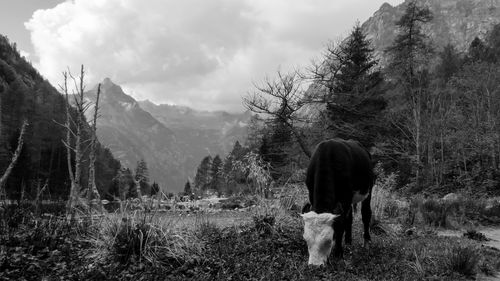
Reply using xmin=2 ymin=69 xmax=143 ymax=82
xmin=2 ymin=0 xmax=500 ymax=280
xmin=2 ymin=195 xmax=500 ymax=280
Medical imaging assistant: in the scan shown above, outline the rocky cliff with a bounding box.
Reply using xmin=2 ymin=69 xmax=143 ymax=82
xmin=363 ymin=0 xmax=500 ymax=62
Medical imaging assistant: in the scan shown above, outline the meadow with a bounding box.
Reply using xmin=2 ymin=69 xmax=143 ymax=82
xmin=2 ymin=183 xmax=500 ymax=281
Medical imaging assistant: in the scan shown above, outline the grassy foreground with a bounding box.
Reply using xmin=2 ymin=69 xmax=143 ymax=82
xmin=2 ymin=201 xmax=500 ymax=281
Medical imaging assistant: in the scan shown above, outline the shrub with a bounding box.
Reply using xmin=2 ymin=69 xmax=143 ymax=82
xmin=463 ymin=229 xmax=488 ymax=241
xmin=383 ymin=199 xmax=400 ymax=218
xmin=277 ymin=184 xmax=307 ymax=212
xmin=446 ymin=246 xmax=480 ymax=277
xmin=420 ymin=199 xmax=453 ymax=227
xmin=372 ymin=163 xmax=398 ymax=221
xmin=253 ymin=214 xmax=275 ymax=236
xmin=112 ymin=217 xmax=153 ymax=263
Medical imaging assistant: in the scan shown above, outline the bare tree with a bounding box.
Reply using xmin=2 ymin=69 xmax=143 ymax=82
xmin=0 ymin=120 xmax=28 ymax=198
xmin=59 ymin=65 xmax=100 ymax=217
xmin=243 ymin=71 xmax=312 ymax=158
xmin=87 ymin=83 xmax=103 ymax=213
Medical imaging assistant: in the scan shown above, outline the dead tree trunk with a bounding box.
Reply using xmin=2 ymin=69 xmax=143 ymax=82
xmin=0 ymin=120 xmax=28 ymax=198
xmin=62 ymin=72 xmax=77 ymax=216
xmin=61 ymin=65 xmax=89 ymax=218
xmin=87 ymin=83 xmax=103 ymax=213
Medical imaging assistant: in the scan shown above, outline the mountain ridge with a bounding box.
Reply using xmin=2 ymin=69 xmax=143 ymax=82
xmin=363 ymin=0 xmax=500 ymax=64
xmin=87 ymin=78 xmax=250 ymax=192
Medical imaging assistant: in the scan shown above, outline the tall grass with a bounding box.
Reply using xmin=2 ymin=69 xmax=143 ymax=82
xmin=371 ymin=163 xmax=398 ymax=221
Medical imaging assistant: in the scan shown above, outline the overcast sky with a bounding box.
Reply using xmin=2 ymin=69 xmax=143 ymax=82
xmin=2 ymin=0 xmax=404 ymax=112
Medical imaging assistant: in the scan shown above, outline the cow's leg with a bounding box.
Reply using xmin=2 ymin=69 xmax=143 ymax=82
xmin=344 ymin=206 xmax=353 ymax=245
xmin=332 ymin=214 xmax=345 ymax=258
xmin=361 ymin=192 xmax=372 ymax=248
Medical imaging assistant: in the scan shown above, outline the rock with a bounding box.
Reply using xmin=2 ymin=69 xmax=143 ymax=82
xmin=442 ymin=193 xmax=460 ymax=202
xmin=405 ymin=227 xmax=417 ymax=236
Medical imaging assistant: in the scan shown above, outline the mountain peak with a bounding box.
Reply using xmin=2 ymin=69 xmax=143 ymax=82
xmin=379 ymin=2 xmax=394 ymax=11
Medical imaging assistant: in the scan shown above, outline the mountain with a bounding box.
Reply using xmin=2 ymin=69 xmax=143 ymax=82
xmin=138 ymin=100 xmax=251 ymax=155
xmin=86 ymin=79 xmax=250 ymax=192
xmin=363 ymin=0 xmax=500 ymax=63
xmin=0 ymin=35 xmax=120 ymax=200
xmin=85 ymin=79 xmax=188 ymax=192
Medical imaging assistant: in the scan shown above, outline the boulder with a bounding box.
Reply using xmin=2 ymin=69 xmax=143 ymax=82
xmin=442 ymin=193 xmax=460 ymax=202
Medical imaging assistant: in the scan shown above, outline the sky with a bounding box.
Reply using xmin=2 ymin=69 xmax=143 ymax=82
xmin=1 ymin=0 xmax=404 ymax=112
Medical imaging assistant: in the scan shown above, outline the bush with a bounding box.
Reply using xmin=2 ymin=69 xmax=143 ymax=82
xmin=372 ymin=163 xmax=398 ymax=220
xmin=463 ymin=229 xmax=488 ymax=241
xmin=446 ymin=246 xmax=480 ymax=277
xmin=253 ymin=214 xmax=275 ymax=236
xmin=112 ymin=217 xmax=153 ymax=264
xmin=420 ymin=199 xmax=453 ymax=227
xmin=383 ymin=199 xmax=400 ymax=218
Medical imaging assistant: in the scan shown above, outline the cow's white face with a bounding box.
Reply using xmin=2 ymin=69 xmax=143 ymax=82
xmin=301 ymin=211 xmax=339 ymax=266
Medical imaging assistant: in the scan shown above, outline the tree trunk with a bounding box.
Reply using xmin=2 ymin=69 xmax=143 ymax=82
xmin=87 ymin=84 xmax=103 ymax=213
xmin=0 ymin=120 xmax=28 ymax=197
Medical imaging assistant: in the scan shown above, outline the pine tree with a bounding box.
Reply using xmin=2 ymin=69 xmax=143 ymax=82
xmin=151 ymin=181 xmax=160 ymax=196
xmin=387 ymin=0 xmax=433 ymax=188
xmin=210 ymin=155 xmax=223 ymax=195
xmin=334 ymin=22 xmax=381 ymax=94
xmin=194 ymin=155 xmax=212 ymax=194
xmin=468 ymin=37 xmax=489 ymax=63
xmin=436 ymin=44 xmax=462 ymax=84
xmin=230 ymin=141 xmax=246 ymax=161
xmin=134 ymin=159 xmax=151 ymax=195
xmin=184 ymin=180 xmax=192 ymax=196
xmin=324 ymin=22 xmax=386 ymax=147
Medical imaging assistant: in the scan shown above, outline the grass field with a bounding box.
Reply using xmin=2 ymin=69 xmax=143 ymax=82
xmin=2 ymin=195 xmax=500 ymax=280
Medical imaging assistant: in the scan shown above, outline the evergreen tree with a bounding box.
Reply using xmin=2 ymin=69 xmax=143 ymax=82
xmin=436 ymin=44 xmax=462 ymax=84
xmin=210 ymin=155 xmax=223 ymax=195
xmin=151 ymin=181 xmax=160 ymax=196
xmin=184 ymin=180 xmax=192 ymax=196
xmin=109 ymin=167 xmax=135 ymax=200
xmin=194 ymin=155 xmax=212 ymax=194
xmin=134 ymin=159 xmax=151 ymax=195
xmin=387 ymin=0 xmax=433 ymax=188
xmin=323 ymin=22 xmax=386 ymax=147
xmin=230 ymin=141 xmax=246 ymax=161
xmin=334 ymin=22 xmax=381 ymax=94
xmin=468 ymin=37 xmax=489 ymax=63
xmin=486 ymin=23 xmax=500 ymax=62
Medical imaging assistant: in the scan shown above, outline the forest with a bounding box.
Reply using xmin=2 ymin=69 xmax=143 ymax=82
xmin=191 ymin=2 xmax=500 ymax=200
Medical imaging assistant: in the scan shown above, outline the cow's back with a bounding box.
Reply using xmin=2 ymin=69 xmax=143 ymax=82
xmin=306 ymin=139 xmax=373 ymax=213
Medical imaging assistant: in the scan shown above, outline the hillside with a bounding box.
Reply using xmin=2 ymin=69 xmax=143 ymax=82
xmin=363 ymin=0 xmax=500 ymax=63
xmin=0 ymin=35 xmax=120 ymax=200
xmin=139 ymin=100 xmax=251 ymax=156
xmin=85 ymin=79 xmax=189 ymax=192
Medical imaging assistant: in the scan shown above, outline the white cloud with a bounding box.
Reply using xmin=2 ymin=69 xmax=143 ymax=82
xmin=26 ymin=0 xmax=403 ymax=111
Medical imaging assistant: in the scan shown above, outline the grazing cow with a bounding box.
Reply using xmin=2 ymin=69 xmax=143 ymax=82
xmin=301 ymin=139 xmax=374 ymax=266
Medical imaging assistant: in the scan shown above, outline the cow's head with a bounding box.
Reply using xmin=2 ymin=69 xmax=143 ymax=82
xmin=301 ymin=211 xmax=339 ymax=266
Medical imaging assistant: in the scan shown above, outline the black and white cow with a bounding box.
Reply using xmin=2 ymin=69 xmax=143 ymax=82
xmin=301 ymin=139 xmax=375 ymax=266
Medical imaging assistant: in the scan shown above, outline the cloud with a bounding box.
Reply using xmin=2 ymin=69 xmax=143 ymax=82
xmin=26 ymin=0 xmax=403 ymax=111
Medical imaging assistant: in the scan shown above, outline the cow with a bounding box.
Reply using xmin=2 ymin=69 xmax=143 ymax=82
xmin=301 ymin=139 xmax=375 ymax=266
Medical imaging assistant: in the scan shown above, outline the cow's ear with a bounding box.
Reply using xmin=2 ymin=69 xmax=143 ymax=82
xmin=327 ymin=214 xmax=340 ymax=225
xmin=301 ymin=211 xmax=317 ymax=220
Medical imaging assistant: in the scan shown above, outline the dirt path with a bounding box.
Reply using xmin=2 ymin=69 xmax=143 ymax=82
xmin=438 ymin=227 xmax=500 ymax=250
xmin=438 ymin=228 xmax=500 ymax=281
